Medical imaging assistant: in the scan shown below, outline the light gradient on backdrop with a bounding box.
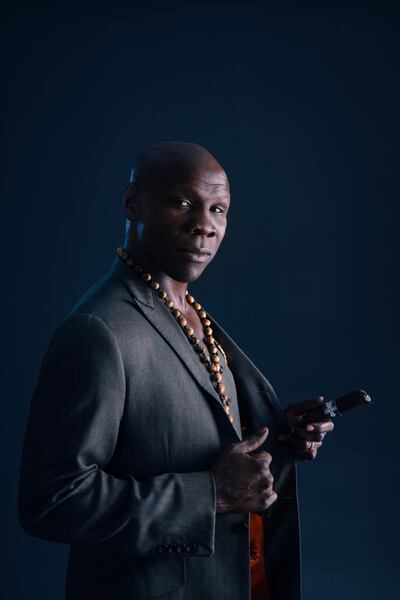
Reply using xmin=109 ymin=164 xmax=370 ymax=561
xmin=1 ymin=1 xmax=398 ymax=599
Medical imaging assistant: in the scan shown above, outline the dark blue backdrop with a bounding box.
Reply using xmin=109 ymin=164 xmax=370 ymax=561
xmin=2 ymin=1 xmax=399 ymax=598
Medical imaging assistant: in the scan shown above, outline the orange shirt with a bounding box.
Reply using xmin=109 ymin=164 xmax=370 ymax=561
xmin=249 ymin=512 xmax=270 ymax=600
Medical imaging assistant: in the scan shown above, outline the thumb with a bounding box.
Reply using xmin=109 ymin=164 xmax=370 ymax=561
xmin=235 ymin=426 xmax=269 ymax=454
xmin=286 ymin=395 xmax=325 ymax=416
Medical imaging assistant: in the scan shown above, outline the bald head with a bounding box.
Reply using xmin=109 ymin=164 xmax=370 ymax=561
xmin=130 ymin=141 xmax=229 ymax=193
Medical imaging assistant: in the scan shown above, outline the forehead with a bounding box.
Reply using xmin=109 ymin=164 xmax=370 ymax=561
xmin=171 ymin=175 xmax=229 ymax=198
xmin=151 ymin=167 xmax=230 ymax=200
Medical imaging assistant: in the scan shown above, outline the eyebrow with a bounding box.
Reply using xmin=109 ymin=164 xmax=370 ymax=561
xmin=168 ymin=192 xmax=230 ymax=207
xmin=167 ymin=178 xmax=230 ymax=201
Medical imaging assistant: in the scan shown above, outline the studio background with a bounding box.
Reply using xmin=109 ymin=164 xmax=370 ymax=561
xmin=2 ymin=1 xmax=399 ymax=598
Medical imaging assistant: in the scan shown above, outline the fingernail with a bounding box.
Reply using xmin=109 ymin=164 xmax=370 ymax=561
xmin=306 ymin=425 xmax=314 ymax=431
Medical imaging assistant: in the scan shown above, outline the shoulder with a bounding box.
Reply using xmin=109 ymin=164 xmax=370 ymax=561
xmin=46 ymin=265 xmax=153 ymax=365
xmin=63 ymin=268 xmax=145 ymax=337
xmin=42 ymin=312 xmax=122 ymax=374
xmin=68 ymin=270 xmax=131 ymax=322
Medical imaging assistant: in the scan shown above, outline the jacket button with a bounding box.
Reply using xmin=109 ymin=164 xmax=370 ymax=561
xmin=233 ymin=521 xmax=248 ymax=533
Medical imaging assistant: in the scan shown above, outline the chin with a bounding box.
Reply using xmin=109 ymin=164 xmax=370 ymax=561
xmin=168 ymin=262 xmax=209 ymax=284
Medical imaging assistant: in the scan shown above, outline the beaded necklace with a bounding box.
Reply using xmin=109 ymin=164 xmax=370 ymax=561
xmin=117 ymin=246 xmax=233 ymax=423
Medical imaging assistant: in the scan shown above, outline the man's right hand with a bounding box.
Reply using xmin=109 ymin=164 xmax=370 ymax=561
xmin=210 ymin=426 xmax=278 ymax=514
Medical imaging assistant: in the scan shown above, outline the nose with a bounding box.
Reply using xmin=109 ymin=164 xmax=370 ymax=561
xmin=186 ymin=209 xmax=216 ymax=237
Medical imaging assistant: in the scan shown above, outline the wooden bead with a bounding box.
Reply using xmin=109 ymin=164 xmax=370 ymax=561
xmin=116 ymin=250 xmax=229 ymax=401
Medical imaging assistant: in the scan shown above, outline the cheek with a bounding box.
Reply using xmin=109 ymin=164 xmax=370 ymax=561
xmin=216 ymin=224 xmax=227 ymax=244
xmin=139 ymin=218 xmax=178 ymax=247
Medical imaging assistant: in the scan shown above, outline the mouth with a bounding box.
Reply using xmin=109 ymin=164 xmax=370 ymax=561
xmin=176 ymin=247 xmax=212 ymax=262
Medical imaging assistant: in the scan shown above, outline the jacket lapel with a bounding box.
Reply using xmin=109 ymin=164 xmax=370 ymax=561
xmin=207 ymin=315 xmax=286 ymax=432
xmin=208 ymin=314 xmax=295 ymax=498
xmin=110 ymin=257 xmax=243 ymax=439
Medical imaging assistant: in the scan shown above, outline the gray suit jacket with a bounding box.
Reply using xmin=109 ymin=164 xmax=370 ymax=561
xmin=18 ymin=256 xmax=301 ymax=600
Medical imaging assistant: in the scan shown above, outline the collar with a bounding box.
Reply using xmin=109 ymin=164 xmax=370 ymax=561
xmin=110 ymin=256 xmax=155 ymax=308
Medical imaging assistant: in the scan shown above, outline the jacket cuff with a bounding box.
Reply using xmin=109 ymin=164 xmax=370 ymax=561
xmin=154 ymin=470 xmax=217 ymax=557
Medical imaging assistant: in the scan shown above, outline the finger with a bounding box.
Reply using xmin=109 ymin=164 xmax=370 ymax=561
xmin=247 ymin=449 xmax=272 ymax=465
xmin=300 ymin=412 xmax=332 ymax=426
xmin=256 ymin=471 xmax=274 ymax=491
xmin=260 ymin=490 xmax=278 ymax=511
xmin=278 ymin=433 xmax=322 ymax=451
xmin=285 ymin=395 xmax=324 ymax=416
xmin=296 ymin=448 xmax=318 ymax=461
xmin=235 ymin=426 xmax=269 ymax=454
xmin=304 ymin=421 xmax=334 ymax=434
xmin=289 ymin=427 xmax=326 ymax=442
xmin=284 ymin=413 xmax=302 ymax=428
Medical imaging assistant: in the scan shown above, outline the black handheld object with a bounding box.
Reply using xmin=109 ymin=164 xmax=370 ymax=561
xmin=300 ymin=389 xmax=372 ymax=424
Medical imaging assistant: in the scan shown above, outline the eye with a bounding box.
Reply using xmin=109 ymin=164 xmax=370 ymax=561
xmin=171 ymin=197 xmax=191 ymax=208
xmin=211 ymin=206 xmax=225 ymax=214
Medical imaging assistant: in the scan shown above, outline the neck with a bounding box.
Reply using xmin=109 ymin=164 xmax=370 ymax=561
xmin=124 ymin=236 xmax=189 ymax=312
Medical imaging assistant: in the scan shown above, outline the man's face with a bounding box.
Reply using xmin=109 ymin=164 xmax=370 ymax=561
xmin=128 ymin=164 xmax=230 ymax=283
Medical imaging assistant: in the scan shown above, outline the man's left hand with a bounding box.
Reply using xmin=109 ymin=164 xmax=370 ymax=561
xmin=277 ymin=396 xmax=334 ymax=461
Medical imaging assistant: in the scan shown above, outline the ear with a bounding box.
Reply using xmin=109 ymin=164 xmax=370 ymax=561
xmin=123 ymin=183 xmax=140 ymax=221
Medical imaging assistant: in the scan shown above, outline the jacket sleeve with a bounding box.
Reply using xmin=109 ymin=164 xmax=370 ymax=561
xmin=18 ymin=312 xmax=217 ymax=557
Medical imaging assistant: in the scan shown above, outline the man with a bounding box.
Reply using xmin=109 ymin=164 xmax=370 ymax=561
xmin=18 ymin=141 xmax=334 ymax=600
